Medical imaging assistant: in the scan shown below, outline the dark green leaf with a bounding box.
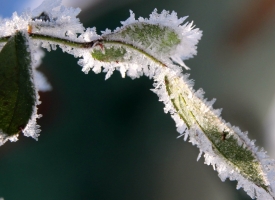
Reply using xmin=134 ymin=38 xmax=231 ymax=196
xmin=0 ymin=32 xmax=36 ymax=136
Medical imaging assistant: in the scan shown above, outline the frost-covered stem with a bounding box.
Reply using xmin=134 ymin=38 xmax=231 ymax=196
xmin=36 ymin=36 xmax=168 ymax=70
xmin=29 ymin=33 xmax=98 ymax=48
xmin=1 ymin=4 xmax=275 ymax=198
xmin=0 ymin=33 xmax=167 ymax=68
xmin=0 ymin=33 xmax=168 ymax=70
xmin=0 ymin=34 xmax=97 ymax=48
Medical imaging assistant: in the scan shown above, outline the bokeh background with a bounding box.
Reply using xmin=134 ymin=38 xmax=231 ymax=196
xmin=1 ymin=0 xmax=275 ymax=199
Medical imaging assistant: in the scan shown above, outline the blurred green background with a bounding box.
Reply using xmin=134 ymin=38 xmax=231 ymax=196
xmin=1 ymin=0 xmax=275 ymax=199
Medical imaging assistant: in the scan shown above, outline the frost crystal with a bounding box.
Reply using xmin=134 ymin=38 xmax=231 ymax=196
xmin=0 ymin=1 xmax=274 ymax=199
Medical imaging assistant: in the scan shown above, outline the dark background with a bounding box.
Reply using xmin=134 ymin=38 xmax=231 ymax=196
xmin=1 ymin=0 xmax=275 ymax=199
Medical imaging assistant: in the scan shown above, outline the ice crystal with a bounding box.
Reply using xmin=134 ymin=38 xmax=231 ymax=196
xmin=0 ymin=0 xmax=274 ymax=199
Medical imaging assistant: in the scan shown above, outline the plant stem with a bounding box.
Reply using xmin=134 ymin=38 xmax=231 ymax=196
xmin=29 ymin=33 xmax=98 ymax=48
xmin=0 ymin=33 xmax=167 ymax=67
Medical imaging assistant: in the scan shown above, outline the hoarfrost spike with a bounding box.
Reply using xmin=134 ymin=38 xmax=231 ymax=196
xmin=0 ymin=1 xmax=274 ymax=199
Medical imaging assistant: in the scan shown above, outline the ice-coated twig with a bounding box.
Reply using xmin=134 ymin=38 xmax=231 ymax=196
xmin=0 ymin=0 xmax=274 ymax=199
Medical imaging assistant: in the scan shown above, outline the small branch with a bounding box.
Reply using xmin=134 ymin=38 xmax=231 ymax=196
xmin=29 ymin=33 xmax=99 ymax=48
xmin=0 ymin=33 xmax=99 ymax=48
xmin=0 ymin=33 xmax=168 ymax=68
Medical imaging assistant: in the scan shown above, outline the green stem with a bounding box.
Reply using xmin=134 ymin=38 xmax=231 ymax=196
xmin=0 ymin=33 xmax=97 ymax=48
xmin=29 ymin=33 xmax=97 ymax=48
xmin=0 ymin=33 xmax=167 ymax=67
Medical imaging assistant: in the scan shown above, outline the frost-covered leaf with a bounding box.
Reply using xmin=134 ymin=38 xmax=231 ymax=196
xmin=0 ymin=32 xmax=36 ymax=138
xmin=99 ymin=9 xmax=202 ymax=70
xmin=92 ymin=46 xmax=126 ymax=62
xmin=104 ymin=23 xmax=180 ymax=55
xmin=1 ymin=1 xmax=274 ymax=199
xmin=151 ymin=71 xmax=275 ymax=199
xmin=164 ymin=74 xmax=268 ymax=186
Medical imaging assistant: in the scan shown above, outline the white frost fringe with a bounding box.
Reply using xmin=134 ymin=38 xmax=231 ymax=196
xmin=0 ymin=0 xmax=274 ymax=199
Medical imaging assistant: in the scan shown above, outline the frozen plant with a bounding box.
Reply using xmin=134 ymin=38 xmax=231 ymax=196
xmin=0 ymin=0 xmax=274 ymax=199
